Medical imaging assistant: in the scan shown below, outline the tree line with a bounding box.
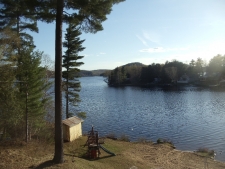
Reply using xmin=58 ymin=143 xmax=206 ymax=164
xmin=107 ymin=55 xmax=225 ymax=86
xmin=0 ymin=0 xmax=125 ymax=164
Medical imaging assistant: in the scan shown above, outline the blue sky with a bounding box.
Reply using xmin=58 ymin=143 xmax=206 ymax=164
xmin=31 ymin=0 xmax=225 ymax=70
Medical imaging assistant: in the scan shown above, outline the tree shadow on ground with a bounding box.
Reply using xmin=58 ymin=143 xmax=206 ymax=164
xmin=64 ymin=152 xmax=115 ymax=161
xmin=31 ymin=160 xmax=56 ymax=169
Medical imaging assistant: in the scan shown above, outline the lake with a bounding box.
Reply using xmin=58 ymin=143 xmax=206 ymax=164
xmin=68 ymin=76 xmax=225 ymax=162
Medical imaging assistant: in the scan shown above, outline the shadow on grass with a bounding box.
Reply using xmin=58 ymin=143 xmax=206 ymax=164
xmin=31 ymin=160 xmax=56 ymax=169
xmin=64 ymin=153 xmax=115 ymax=161
xmin=82 ymin=155 xmax=116 ymax=161
xmin=64 ymin=153 xmax=76 ymax=157
xmin=96 ymin=154 xmax=116 ymax=160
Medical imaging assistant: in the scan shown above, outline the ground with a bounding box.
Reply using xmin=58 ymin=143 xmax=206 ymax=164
xmin=0 ymin=136 xmax=224 ymax=169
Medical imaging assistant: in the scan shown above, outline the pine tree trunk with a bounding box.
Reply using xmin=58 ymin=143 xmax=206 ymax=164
xmin=66 ymin=70 xmax=69 ymax=118
xmin=25 ymin=87 xmax=28 ymax=142
xmin=16 ymin=14 xmax=20 ymax=55
xmin=53 ymin=0 xmax=64 ymax=164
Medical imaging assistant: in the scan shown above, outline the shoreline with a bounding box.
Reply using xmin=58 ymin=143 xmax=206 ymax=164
xmin=1 ymin=137 xmax=225 ymax=169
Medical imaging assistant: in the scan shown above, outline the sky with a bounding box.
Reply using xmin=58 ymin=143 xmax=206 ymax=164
xmin=31 ymin=0 xmax=225 ymax=70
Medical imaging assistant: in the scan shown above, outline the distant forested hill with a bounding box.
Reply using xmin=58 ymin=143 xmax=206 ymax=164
xmin=79 ymin=69 xmax=110 ymax=77
xmin=123 ymin=62 xmax=146 ymax=67
xmin=79 ymin=62 xmax=146 ymax=79
xmin=50 ymin=62 xmax=146 ymax=78
xmin=79 ymin=63 xmax=145 ymax=77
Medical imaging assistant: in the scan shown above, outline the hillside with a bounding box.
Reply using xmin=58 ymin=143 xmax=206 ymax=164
xmin=79 ymin=62 xmax=146 ymax=77
xmin=79 ymin=69 xmax=110 ymax=77
xmin=123 ymin=62 xmax=146 ymax=67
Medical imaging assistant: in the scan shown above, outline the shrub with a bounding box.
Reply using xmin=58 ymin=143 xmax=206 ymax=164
xmin=76 ymin=112 xmax=87 ymax=119
xmin=196 ymin=148 xmax=215 ymax=157
xmin=105 ymin=133 xmax=117 ymax=140
xmin=157 ymin=138 xmax=174 ymax=146
xmin=157 ymin=138 xmax=164 ymax=144
xmin=119 ymin=134 xmax=130 ymax=142
xmin=32 ymin=122 xmax=55 ymax=143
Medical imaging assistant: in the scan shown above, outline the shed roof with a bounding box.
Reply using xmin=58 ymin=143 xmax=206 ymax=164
xmin=62 ymin=116 xmax=84 ymax=127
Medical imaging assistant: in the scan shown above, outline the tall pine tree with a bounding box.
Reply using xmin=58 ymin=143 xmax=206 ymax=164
xmin=62 ymin=24 xmax=84 ymax=118
xmin=27 ymin=0 xmax=125 ymax=163
xmin=16 ymin=48 xmax=51 ymax=142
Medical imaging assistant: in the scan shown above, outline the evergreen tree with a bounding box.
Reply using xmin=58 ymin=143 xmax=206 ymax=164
xmin=62 ymin=24 xmax=84 ymax=118
xmin=107 ymin=66 xmax=129 ymax=86
xmin=120 ymin=66 xmax=127 ymax=84
xmin=0 ymin=29 xmax=23 ymax=139
xmin=187 ymin=59 xmax=196 ymax=78
xmin=208 ymin=55 xmax=225 ymax=74
xmin=16 ymin=49 xmax=51 ymax=142
xmin=195 ymin=57 xmax=204 ymax=76
xmin=107 ymin=70 xmax=116 ymax=85
xmin=0 ymin=64 xmax=22 ymax=139
xmin=140 ymin=65 xmax=155 ymax=84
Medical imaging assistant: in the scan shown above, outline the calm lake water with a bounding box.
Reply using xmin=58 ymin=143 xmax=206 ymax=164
xmin=68 ymin=76 xmax=225 ymax=162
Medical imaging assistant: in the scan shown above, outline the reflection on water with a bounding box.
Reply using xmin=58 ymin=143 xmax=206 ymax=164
xmin=70 ymin=76 xmax=225 ymax=162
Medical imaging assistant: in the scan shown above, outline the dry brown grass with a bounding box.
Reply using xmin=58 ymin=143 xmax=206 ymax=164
xmin=0 ymin=136 xmax=225 ymax=169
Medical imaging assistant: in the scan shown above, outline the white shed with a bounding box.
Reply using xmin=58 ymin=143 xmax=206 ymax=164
xmin=62 ymin=116 xmax=84 ymax=142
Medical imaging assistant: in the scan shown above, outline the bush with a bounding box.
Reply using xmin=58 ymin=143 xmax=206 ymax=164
xmin=157 ymin=138 xmax=174 ymax=146
xmin=76 ymin=112 xmax=87 ymax=119
xmin=105 ymin=133 xmax=117 ymax=140
xmin=119 ymin=134 xmax=130 ymax=142
xmin=196 ymin=148 xmax=215 ymax=157
xmin=31 ymin=122 xmax=55 ymax=143
xmin=157 ymin=138 xmax=164 ymax=144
